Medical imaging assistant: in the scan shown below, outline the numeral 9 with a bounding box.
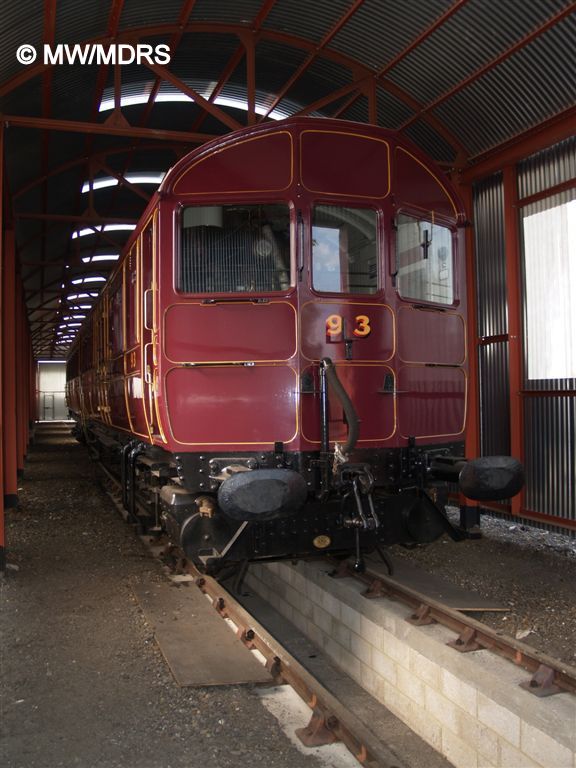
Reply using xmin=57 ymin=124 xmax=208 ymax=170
xmin=326 ymin=314 xmax=343 ymax=337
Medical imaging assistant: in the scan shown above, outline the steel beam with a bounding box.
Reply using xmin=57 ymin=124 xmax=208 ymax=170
xmin=0 ymin=123 xmax=4 ymax=570
xmin=260 ymin=0 xmax=367 ymax=120
xmin=458 ymin=181 xmax=480 ymax=528
xmin=2 ymin=228 xmax=18 ymax=510
xmin=142 ymin=63 xmax=243 ymax=131
xmin=14 ymin=143 xmax=184 ymax=201
xmin=460 ymin=107 xmax=576 ymax=183
xmin=2 ymin=115 xmax=215 ymax=144
xmin=15 ymin=212 xmax=139 ymax=223
xmin=15 ymin=278 xmax=28 ymax=474
xmin=503 ymin=165 xmax=524 ymax=517
xmin=399 ymin=4 xmax=575 ymax=134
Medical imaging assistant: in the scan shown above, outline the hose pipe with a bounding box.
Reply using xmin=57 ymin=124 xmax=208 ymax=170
xmin=321 ymin=357 xmax=360 ymax=455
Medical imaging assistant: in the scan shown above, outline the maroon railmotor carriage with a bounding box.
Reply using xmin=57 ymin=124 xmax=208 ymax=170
xmin=67 ymin=118 xmax=522 ymax=573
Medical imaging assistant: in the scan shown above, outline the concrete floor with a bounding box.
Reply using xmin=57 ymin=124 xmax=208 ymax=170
xmin=1 ymin=423 xmax=328 ymax=768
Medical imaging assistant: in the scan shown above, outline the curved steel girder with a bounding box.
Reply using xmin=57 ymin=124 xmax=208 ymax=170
xmin=0 ymin=22 xmax=467 ymax=159
xmin=397 ymin=2 xmax=576 ymax=134
xmin=13 ymin=143 xmax=186 ymax=201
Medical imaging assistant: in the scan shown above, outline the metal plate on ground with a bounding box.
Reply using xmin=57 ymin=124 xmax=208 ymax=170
xmin=365 ymin=556 xmax=507 ymax=612
xmin=133 ymin=582 xmax=273 ymax=686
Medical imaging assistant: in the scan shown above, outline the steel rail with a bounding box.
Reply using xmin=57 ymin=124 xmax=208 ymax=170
xmin=97 ymin=455 xmax=576 ymax=698
xmin=95 ymin=459 xmax=407 ymax=767
xmin=191 ymin=566 xmax=406 ymax=768
xmin=329 ymin=558 xmax=576 ymax=698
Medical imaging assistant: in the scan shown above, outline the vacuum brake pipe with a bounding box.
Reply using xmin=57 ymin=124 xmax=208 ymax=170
xmin=321 ymin=357 xmax=360 ymax=456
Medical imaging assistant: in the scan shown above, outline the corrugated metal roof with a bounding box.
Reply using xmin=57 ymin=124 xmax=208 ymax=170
xmin=404 ymin=119 xmax=457 ymax=163
xmin=55 ymin=0 xmax=108 ymax=46
xmin=263 ymin=0 xmax=354 ymax=42
xmin=434 ymin=15 xmax=576 ymax=157
xmin=191 ymin=0 xmax=264 ymax=24
xmin=1 ymin=0 xmax=574 ymax=357
xmin=386 ymin=0 xmax=571 ymax=104
xmin=330 ymin=0 xmax=453 ymax=72
xmin=119 ymin=0 xmax=189 ymax=29
xmin=0 ymin=2 xmax=44 ymax=82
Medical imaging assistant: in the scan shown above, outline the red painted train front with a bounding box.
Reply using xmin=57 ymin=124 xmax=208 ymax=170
xmin=66 ymin=117 xmax=523 ymax=572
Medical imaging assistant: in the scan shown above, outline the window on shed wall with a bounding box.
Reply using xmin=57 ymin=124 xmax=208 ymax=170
xmin=521 ymin=190 xmax=576 ymax=380
xmin=396 ymin=214 xmax=454 ymax=305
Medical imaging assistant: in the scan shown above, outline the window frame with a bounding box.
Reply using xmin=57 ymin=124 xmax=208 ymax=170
xmin=393 ymin=207 xmax=459 ymax=308
xmin=175 ymin=201 xmax=296 ymax=296
xmin=520 ymin=189 xmax=576 ymax=383
xmin=309 ymin=201 xmax=382 ymax=297
xmin=108 ymin=272 xmax=124 ymax=358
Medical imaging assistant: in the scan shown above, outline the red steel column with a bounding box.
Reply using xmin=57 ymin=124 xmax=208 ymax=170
xmin=503 ymin=165 xmax=524 ymax=517
xmin=15 ymin=278 xmax=24 ymax=473
xmin=0 ymin=122 xmax=4 ymax=571
xmin=27 ymin=323 xmax=35 ymax=441
xmin=33 ymin=360 xmax=39 ymax=422
xmin=15 ymin=276 xmax=29 ymax=473
xmin=459 ymin=181 xmax=481 ymax=529
xmin=3 ymin=228 xmax=18 ymax=512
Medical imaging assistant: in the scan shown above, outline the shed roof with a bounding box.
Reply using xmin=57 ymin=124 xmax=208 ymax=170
xmin=1 ymin=0 xmax=574 ymax=357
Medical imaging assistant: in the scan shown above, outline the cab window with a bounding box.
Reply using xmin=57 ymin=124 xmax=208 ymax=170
xmin=312 ymin=205 xmax=378 ymax=294
xmin=396 ymin=214 xmax=454 ymax=305
xmin=178 ymin=204 xmax=291 ymax=294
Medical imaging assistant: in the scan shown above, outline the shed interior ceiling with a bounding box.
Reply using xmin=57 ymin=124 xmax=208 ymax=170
xmin=1 ymin=0 xmax=575 ymax=358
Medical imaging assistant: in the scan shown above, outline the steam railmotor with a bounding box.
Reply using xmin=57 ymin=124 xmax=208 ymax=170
xmin=66 ymin=118 xmax=523 ymax=573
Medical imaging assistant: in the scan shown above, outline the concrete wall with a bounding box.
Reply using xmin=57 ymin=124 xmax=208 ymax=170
xmin=246 ymin=560 xmax=576 ymax=768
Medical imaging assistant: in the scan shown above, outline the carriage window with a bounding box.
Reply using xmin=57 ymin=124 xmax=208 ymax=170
xmin=178 ymin=204 xmax=291 ymax=293
xmin=81 ymin=329 xmax=92 ymax=372
xmin=312 ymin=205 xmax=378 ymax=294
xmin=396 ymin=214 xmax=454 ymax=305
xmin=109 ymin=278 xmax=124 ymax=356
xmin=125 ymin=249 xmax=138 ymax=348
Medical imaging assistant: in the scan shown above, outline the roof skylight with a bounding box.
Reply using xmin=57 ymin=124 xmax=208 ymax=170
xmin=99 ymin=80 xmax=290 ymax=121
xmin=81 ymin=172 xmax=165 ymax=193
xmin=71 ymin=224 xmax=136 ymax=239
xmin=71 ymin=276 xmax=107 ymax=285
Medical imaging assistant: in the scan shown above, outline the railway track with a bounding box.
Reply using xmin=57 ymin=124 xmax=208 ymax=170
xmin=328 ymin=557 xmax=576 ymax=699
xmin=188 ymin=565 xmax=409 ymax=768
xmin=97 ymin=458 xmax=576 ymax=768
xmin=98 ymin=461 xmax=414 ymax=768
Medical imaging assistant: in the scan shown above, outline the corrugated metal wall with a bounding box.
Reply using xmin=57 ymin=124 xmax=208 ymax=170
xmin=472 ymin=138 xmax=576 ymax=534
xmin=518 ymin=136 xmax=576 ymax=199
xmin=518 ymin=138 xmax=576 ymax=530
xmin=473 ymin=174 xmax=511 ymax=457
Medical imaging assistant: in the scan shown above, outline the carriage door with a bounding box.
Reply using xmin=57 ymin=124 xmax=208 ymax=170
xmin=141 ymin=221 xmax=156 ymax=436
xmin=301 ymin=204 xmax=395 ymax=446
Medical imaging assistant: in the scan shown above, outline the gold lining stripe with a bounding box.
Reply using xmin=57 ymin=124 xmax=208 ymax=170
xmin=397 ymin=366 xmax=468 ymax=439
xmin=301 ymin=363 xmax=397 ymax=444
xmin=396 ymin=147 xmax=459 ymax=219
xmin=162 ymin=300 xmax=298 ymax=365
xmin=300 ymin=130 xmax=391 ymax=199
xmin=163 ymin=365 xmax=299 ymax=447
xmin=396 ymin=306 xmax=467 ymax=365
xmin=299 ymin=299 xmax=396 ymax=363
xmin=173 ymin=132 xmax=294 ymax=196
